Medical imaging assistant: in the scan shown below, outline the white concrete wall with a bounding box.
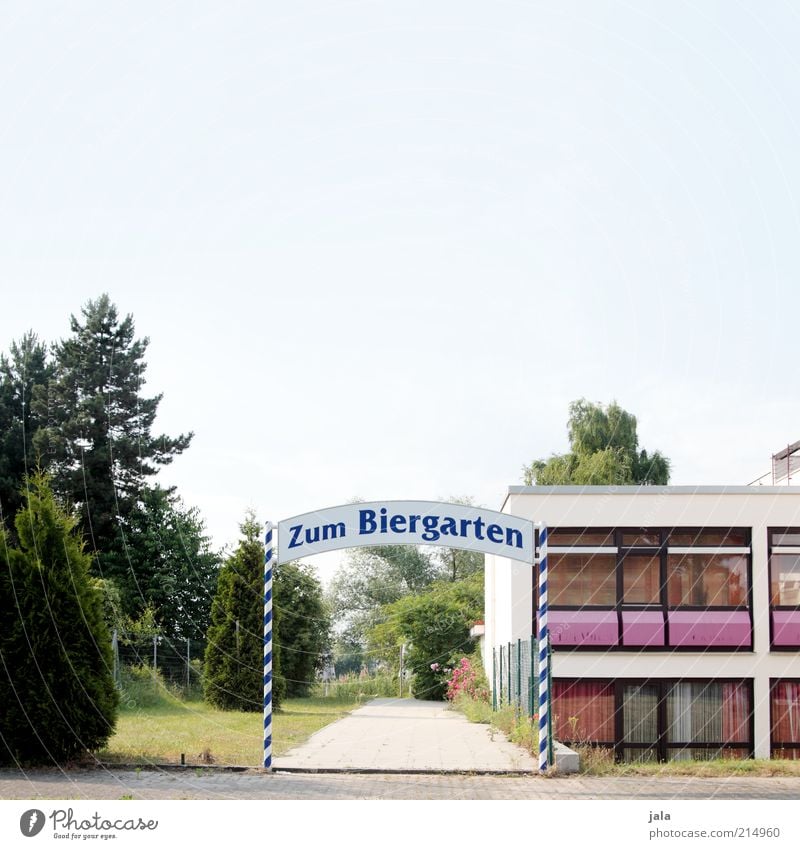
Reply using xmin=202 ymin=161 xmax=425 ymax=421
xmin=482 ymin=486 xmax=800 ymax=758
xmin=483 ymin=552 xmax=533 ymax=683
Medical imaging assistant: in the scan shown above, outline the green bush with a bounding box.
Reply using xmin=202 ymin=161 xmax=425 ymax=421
xmin=118 ymin=665 xmax=179 ymax=710
xmin=310 ymin=672 xmax=399 ymax=702
xmin=368 ymin=573 xmax=483 ymax=701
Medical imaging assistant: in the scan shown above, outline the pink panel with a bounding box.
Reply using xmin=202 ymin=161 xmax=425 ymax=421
xmin=668 ymin=611 xmax=751 ymax=647
xmin=549 ymin=610 xmax=618 ymax=646
xmin=622 ymin=610 xmax=665 ymax=647
xmin=772 ymin=611 xmax=800 ymax=646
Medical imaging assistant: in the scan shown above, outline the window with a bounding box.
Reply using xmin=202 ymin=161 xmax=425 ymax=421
xmin=552 ymin=681 xmax=614 ymax=745
xmin=544 ymin=526 xmax=752 ymax=650
xmin=554 ymin=678 xmax=753 ymax=762
xmin=548 ymin=528 xmax=614 ymax=546
xmin=549 ymin=554 xmax=616 ymax=606
xmin=621 ymin=530 xmax=661 ymax=547
xmin=770 ymin=554 xmax=800 ymax=606
xmin=771 ymin=680 xmax=800 ymax=759
xmin=666 ymin=682 xmax=750 ymax=761
xmin=667 ymin=553 xmax=748 ymax=607
xmin=669 ymin=529 xmax=749 ymax=546
xmin=770 ymin=531 xmax=800 ymax=547
xmin=620 ymin=683 xmax=659 ymax=763
xmin=768 ymin=529 xmax=800 ymax=648
xmin=622 ymin=554 xmax=661 ymax=604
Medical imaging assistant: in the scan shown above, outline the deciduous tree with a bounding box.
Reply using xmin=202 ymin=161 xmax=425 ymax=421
xmin=524 ymin=399 xmax=670 ymax=485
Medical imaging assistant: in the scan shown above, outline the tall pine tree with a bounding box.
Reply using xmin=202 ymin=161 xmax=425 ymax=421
xmin=204 ymin=513 xmax=284 ymax=711
xmin=32 ymin=295 xmax=192 ymax=576
xmin=0 ymin=473 xmax=118 ymax=764
xmin=0 ymin=332 xmax=53 ymax=528
xmin=105 ymin=485 xmax=221 ymax=641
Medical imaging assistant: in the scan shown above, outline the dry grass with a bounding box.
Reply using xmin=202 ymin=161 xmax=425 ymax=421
xmin=571 ymin=745 xmax=800 ymax=777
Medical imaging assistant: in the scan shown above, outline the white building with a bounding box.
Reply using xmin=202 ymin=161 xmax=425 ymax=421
xmin=484 ymin=486 xmax=800 ymax=762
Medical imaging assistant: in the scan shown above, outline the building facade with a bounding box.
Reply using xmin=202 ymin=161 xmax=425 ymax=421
xmin=484 ymin=486 xmax=800 ymax=761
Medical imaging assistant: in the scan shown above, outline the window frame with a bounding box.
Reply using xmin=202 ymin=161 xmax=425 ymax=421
xmin=767 ymin=528 xmax=800 ymax=650
xmin=770 ymin=678 xmax=800 ymax=758
xmin=534 ymin=526 xmax=753 ymax=652
xmin=553 ymin=677 xmax=754 ymax=763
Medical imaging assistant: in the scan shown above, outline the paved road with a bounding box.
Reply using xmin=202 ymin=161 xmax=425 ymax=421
xmin=1 ymin=769 xmax=800 ymax=800
xmin=273 ymin=697 xmax=537 ymax=772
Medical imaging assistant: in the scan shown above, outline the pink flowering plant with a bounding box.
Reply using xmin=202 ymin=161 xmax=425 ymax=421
xmin=445 ymin=655 xmax=489 ymax=703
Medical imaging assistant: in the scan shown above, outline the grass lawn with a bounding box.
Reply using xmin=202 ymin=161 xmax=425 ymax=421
xmin=98 ymin=697 xmax=359 ymax=767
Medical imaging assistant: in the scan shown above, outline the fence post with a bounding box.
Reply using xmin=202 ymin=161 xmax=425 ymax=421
xmin=516 ymin=638 xmax=522 ymax=715
xmin=111 ymin=629 xmax=120 ymax=688
xmin=186 ymin=638 xmax=191 ymax=691
xmin=529 ymin=634 xmax=535 ymax=720
xmin=152 ymin=635 xmax=157 ymax=671
xmin=492 ymin=649 xmax=497 ymax=711
xmin=507 ymin=642 xmax=512 ymax=706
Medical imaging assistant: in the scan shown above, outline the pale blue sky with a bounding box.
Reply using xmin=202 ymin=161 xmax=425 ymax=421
xmin=2 ymin=1 xmax=800 ymax=570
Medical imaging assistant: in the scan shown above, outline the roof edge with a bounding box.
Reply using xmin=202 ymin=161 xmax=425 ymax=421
xmin=506 ymin=485 xmax=800 ymax=495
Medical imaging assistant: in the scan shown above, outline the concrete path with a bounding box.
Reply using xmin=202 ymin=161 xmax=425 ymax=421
xmin=273 ymin=697 xmax=537 ymax=772
xmin=2 ymin=769 xmax=800 ymax=800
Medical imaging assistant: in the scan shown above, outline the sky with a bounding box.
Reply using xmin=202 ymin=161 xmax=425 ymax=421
xmin=2 ymin=1 xmax=800 ymax=580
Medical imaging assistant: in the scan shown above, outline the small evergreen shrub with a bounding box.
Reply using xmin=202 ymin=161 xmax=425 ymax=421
xmin=204 ymin=514 xmax=285 ymax=711
xmin=0 ymin=473 xmax=119 ymax=764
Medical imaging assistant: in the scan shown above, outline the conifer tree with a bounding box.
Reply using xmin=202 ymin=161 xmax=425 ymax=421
xmin=31 ymin=294 xmax=192 ymax=573
xmin=204 ymin=513 xmax=284 ymax=711
xmin=0 ymin=332 xmax=53 ymax=527
xmin=0 ymin=473 xmax=118 ymax=764
xmin=274 ymin=560 xmax=330 ymax=697
xmin=103 ymin=485 xmax=221 ymax=642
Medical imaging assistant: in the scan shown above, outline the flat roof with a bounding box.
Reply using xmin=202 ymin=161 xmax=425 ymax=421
xmin=502 ymin=484 xmax=800 ymax=511
xmin=507 ymin=485 xmax=800 ymax=495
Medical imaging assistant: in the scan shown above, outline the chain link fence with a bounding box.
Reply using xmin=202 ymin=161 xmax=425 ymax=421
xmin=111 ymin=631 xmax=206 ymax=694
xmin=492 ymin=635 xmax=540 ymax=716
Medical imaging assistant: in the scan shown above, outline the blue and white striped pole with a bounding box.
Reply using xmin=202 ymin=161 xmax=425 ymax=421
xmin=537 ymin=523 xmax=549 ymax=772
xmin=263 ymin=521 xmax=275 ymax=770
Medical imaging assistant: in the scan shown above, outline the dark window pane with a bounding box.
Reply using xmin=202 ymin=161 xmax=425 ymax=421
xmin=622 ymin=684 xmax=659 ymax=743
xmin=552 ymin=681 xmax=615 ymax=743
xmin=622 ymin=531 xmax=660 ymax=546
xmin=667 ymin=683 xmax=722 ymax=743
xmin=669 ymin=529 xmax=748 ymax=546
xmin=771 ymin=531 xmax=800 ymax=547
xmin=666 ymin=682 xmax=749 ymax=745
xmin=550 ymin=554 xmax=616 ymax=606
xmin=549 ymin=529 xmax=614 ymax=546
xmin=623 ymin=555 xmax=660 ymax=604
xmin=771 ymin=555 xmax=800 ymax=606
xmin=771 ymin=681 xmax=800 ymax=745
xmin=667 ymin=554 xmax=748 ymax=607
